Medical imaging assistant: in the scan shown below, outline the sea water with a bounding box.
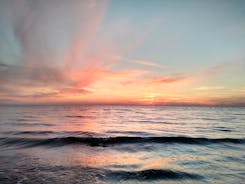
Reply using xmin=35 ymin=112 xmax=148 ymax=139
xmin=0 ymin=105 xmax=244 ymax=183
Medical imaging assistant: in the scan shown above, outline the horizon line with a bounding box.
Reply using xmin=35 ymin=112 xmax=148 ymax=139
xmin=1 ymin=102 xmax=245 ymax=107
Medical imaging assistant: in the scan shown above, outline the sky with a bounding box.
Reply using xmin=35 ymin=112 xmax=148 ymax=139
xmin=0 ymin=0 xmax=245 ymax=106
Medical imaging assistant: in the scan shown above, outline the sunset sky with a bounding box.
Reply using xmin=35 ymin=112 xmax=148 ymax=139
xmin=0 ymin=0 xmax=244 ymax=106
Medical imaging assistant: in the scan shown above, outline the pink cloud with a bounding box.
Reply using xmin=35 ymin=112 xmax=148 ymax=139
xmin=127 ymin=58 xmax=164 ymax=68
xmin=149 ymin=75 xmax=188 ymax=84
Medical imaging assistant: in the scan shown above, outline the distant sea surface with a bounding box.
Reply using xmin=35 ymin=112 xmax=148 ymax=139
xmin=0 ymin=105 xmax=244 ymax=184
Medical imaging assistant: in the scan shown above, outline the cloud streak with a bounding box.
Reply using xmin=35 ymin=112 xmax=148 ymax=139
xmin=195 ymin=86 xmax=225 ymax=91
xmin=126 ymin=58 xmax=164 ymax=68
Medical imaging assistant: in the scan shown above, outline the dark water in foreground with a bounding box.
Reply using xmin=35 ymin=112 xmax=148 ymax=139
xmin=0 ymin=105 xmax=244 ymax=184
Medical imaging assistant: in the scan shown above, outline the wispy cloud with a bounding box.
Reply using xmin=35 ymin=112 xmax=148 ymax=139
xmin=195 ymin=86 xmax=225 ymax=91
xmin=128 ymin=58 xmax=164 ymax=68
xmin=149 ymin=75 xmax=188 ymax=84
xmin=0 ymin=0 xmax=111 ymax=101
xmin=239 ymin=87 xmax=245 ymax=93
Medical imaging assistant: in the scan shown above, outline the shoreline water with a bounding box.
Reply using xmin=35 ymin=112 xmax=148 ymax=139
xmin=0 ymin=105 xmax=244 ymax=183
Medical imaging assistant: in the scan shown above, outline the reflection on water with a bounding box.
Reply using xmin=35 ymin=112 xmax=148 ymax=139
xmin=0 ymin=105 xmax=245 ymax=183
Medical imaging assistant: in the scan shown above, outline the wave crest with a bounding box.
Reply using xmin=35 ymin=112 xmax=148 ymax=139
xmin=0 ymin=136 xmax=244 ymax=147
xmin=106 ymin=169 xmax=203 ymax=180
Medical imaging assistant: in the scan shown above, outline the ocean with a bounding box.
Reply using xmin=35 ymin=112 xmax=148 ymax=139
xmin=0 ymin=105 xmax=244 ymax=184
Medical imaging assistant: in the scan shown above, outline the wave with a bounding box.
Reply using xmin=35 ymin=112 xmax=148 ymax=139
xmin=106 ymin=169 xmax=203 ymax=180
xmin=5 ymin=122 xmax=54 ymax=127
xmin=13 ymin=131 xmax=55 ymax=135
xmin=2 ymin=131 xmax=100 ymax=136
xmin=65 ymin=115 xmax=92 ymax=118
xmin=0 ymin=136 xmax=244 ymax=147
xmin=106 ymin=130 xmax=155 ymax=136
xmin=131 ymin=120 xmax=179 ymax=125
xmin=1 ymin=164 xmax=203 ymax=182
xmin=214 ymin=128 xmax=233 ymax=132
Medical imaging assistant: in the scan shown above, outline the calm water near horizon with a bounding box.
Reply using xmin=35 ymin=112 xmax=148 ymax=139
xmin=0 ymin=105 xmax=244 ymax=183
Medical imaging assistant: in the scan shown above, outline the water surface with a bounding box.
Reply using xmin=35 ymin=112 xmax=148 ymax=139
xmin=0 ymin=105 xmax=244 ymax=183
